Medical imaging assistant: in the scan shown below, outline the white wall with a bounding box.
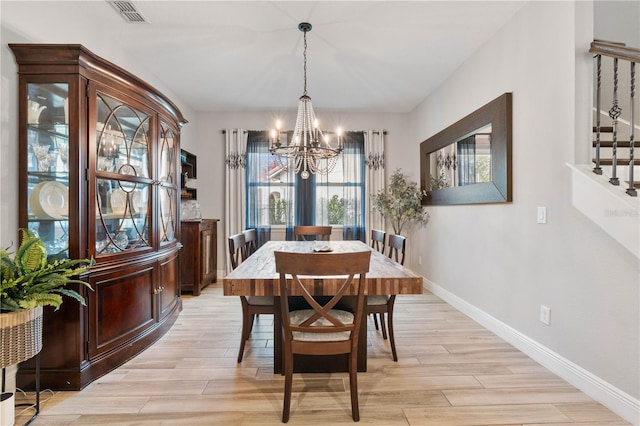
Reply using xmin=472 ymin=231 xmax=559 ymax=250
xmin=595 ymin=0 xmax=640 ymax=47
xmin=409 ymin=0 xmax=639 ymax=407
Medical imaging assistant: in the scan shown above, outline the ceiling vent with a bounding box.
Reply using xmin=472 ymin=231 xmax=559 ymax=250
xmin=108 ymin=1 xmax=148 ymax=24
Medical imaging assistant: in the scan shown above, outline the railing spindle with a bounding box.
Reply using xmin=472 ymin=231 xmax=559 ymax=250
xmin=609 ymin=58 xmax=621 ymax=185
xmin=627 ymin=62 xmax=637 ymax=196
xmin=594 ymin=54 xmax=603 ymax=175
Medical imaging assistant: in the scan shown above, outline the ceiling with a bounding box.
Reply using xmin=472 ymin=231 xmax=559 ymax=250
xmin=2 ymin=1 xmax=526 ymax=113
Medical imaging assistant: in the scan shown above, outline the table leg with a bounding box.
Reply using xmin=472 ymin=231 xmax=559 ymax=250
xmin=273 ymin=296 xmax=283 ymax=375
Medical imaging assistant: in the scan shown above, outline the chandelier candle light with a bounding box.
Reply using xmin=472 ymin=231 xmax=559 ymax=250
xmin=269 ymin=22 xmax=343 ymax=179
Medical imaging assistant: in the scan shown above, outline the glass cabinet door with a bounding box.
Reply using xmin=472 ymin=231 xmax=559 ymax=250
xmin=94 ymin=92 xmax=152 ymax=256
xmin=158 ymin=121 xmax=178 ymax=245
xmin=26 ymin=82 xmax=70 ymax=257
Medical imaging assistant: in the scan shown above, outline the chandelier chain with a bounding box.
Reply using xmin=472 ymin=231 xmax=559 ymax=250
xmin=302 ymin=28 xmax=308 ymax=96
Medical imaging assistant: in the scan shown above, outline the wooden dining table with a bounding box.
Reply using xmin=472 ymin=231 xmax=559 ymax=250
xmin=223 ymin=240 xmax=423 ymax=373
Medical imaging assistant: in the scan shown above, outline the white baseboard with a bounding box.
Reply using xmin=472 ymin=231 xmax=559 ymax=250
xmin=423 ymin=277 xmax=640 ymax=426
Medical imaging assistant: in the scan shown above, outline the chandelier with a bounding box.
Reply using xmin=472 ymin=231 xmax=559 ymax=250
xmin=269 ymin=22 xmax=343 ymax=179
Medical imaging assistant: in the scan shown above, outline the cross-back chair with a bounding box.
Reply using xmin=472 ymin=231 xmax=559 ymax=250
xmin=367 ymin=233 xmax=406 ymax=362
xmin=293 ymin=225 xmax=332 ymax=241
xmin=274 ymin=250 xmax=371 ymax=423
xmin=229 ymin=232 xmax=274 ymax=363
xmin=243 ymin=228 xmax=258 ymax=258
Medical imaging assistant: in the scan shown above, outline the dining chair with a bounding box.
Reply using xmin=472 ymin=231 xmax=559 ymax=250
xmin=367 ymin=233 xmax=406 ymax=362
xmin=228 ymin=232 xmax=246 ymax=269
xmin=370 ymin=229 xmax=386 ymax=253
xmin=229 ymin=233 xmax=274 ymax=363
xmin=293 ymin=225 xmax=332 ymax=241
xmin=242 ymin=228 xmax=258 ymax=258
xmin=274 ymin=250 xmax=371 ymax=423
xmin=369 ymin=228 xmax=386 ymax=332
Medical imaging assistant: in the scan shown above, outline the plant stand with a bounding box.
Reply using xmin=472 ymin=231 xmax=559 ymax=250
xmin=0 ymin=307 xmax=43 ymax=426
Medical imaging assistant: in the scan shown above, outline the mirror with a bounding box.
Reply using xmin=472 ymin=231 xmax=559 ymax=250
xmin=420 ymin=92 xmax=512 ymax=205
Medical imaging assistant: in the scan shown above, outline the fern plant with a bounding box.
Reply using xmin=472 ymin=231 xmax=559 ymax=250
xmin=1 ymin=229 xmax=93 ymax=312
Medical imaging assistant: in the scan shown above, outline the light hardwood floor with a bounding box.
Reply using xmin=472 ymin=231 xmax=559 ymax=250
xmin=16 ymin=284 xmax=630 ymax=425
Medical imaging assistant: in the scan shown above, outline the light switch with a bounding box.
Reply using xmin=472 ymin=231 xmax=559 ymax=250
xmin=537 ymin=206 xmax=547 ymax=224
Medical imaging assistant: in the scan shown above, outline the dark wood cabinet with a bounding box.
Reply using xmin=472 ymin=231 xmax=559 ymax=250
xmin=180 ymin=219 xmax=218 ymax=296
xmin=10 ymin=44 xmax=187 ymax=390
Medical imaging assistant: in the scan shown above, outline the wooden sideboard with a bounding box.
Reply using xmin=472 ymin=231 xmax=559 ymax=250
xmin=180 ymin=219 xmax=218 ymax=295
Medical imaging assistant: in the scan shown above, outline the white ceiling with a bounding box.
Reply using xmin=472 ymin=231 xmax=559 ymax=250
xmin=2 ymin=1 xmax=526 ymax=113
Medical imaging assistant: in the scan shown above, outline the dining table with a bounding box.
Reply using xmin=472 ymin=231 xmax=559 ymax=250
xmin=223 ymin=240 xmax=424 ymax=373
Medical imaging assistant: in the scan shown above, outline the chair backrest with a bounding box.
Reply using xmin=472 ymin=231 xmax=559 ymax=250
xmin=370 ymin=229 xmax=386 ymax=253
xmin=274 ymin=250 xmax=371 ymax=345
xmin=387 ymin=234 xmax=406 ymax=265
xmin=293 ymin=225 xmax=332 ymax=241
xmin=228 ymin=233 xmax=246 ymax=270
xmin=242 ymin=229 xmax=258 ymax=259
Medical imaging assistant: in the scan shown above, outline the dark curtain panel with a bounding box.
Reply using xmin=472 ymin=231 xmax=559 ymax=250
xmin=295 ymin=172 xmax=316 ymax=226
xmin=245 ymin=131 xmax=272 ymax=247
xmin=457 ymin=135 xmax=476 ymax=186
xmin=342 ymin=132 xmax=366 ymax=242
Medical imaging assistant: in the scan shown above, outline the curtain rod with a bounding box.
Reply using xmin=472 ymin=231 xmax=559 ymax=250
xmin=221 ymin=129 xmax=249 ymax=134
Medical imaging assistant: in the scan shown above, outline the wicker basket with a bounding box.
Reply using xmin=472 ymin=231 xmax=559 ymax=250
xmin=0 ymin=306 xmax=43 ymax=369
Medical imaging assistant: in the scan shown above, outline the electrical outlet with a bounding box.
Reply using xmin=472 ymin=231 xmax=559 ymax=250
xmin=418 ymin=256 xmax=422 ymax=265
xmin=539 ymin=305 xmax=551 ymax=326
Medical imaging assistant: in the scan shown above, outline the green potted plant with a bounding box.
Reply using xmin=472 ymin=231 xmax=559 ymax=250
xmin=1 ymin=228 xmax=93 ymax=312
xmin=371 ymin=168 xmax=430 ymax=235
xmin=1 ymin=228 xmax=93 ymax=368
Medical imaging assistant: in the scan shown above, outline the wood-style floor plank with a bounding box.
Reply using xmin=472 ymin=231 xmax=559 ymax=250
xmin=13 ymin=283 xmax=629 ymax=425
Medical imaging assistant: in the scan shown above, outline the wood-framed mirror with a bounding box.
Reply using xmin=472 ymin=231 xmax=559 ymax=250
xmin=420 ymin=92 xmax=512 ymax=205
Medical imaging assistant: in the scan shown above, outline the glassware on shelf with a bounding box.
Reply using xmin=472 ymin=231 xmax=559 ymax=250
xmin=33 ymin=144 xmax=51 ymax=172
xmin=48 ymin=151 xmax=59 ymax=172
xmin=59 ymin=142 xmax=69 ymax=172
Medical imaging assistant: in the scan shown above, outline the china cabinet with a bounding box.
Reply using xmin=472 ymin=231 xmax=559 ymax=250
xmin=10 ymin=44 xmax=187 ymax=390
xmin=180 ymin=219 xmax=218 ymax=295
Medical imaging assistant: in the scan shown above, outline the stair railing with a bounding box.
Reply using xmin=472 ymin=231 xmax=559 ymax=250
xmin=590 ymin=41 xmax=639 ymax=196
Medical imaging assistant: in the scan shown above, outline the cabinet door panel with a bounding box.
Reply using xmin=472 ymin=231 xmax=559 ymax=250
xmin=91 ymin=86 xmax=156 ymax=258
xmin=24 ymin=81 xmax=72 ymax=258
xmin=95 ymin=178 xmax=151 ymax=255
xmin=96 ymin=93 xmax=150 ymax=178
xmin=158 ymin=253 xmax=180 ymax=321
xmin=88 ymin=264 xmax=156 ymax=358
xmin=202 ymin=228 xmax=216 ymax=282
xmin=158 ymin=121 xmax=179 ymax=247
xmin=179 ymin=223 xmax=199 ymax=292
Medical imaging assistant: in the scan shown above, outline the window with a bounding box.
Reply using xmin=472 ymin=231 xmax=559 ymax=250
xmin=246 ymin=131 xmax=365 ymax=240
